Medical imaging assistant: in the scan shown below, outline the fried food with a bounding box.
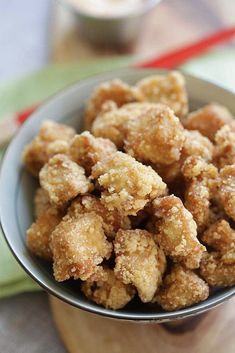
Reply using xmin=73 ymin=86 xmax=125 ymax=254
xmin=39 ymin=154 xmax=93 ymax=206
xmin=91 ymin=151 xmax=167 ymax=216
xmin=81 ymin=268 xmax=135 ymax=310
xmin=114 ymin=229 xmax=166 ymax=302
xmin=67 ymin=195 xmax=131 ymax=239
xmin=200 ymin=252 xmax=235 ymax=287
xmin=155 ymin=265 xmax=209 ymax=311
xmin=84 ymin=79 xmax=143 ymax=130
xmin=92 ymin=102 xmax=155 ymax=149
xmin=34 ymin=187 xmax=51 ymax=218
xmin=153 ymin=195 xmax=206 ymax=269
xmin=183 ymin=103 xmax=235 ymax=141
xmin=51 ymin=212 xmax=112 ymax=281
xmin=219 ymin=165 xmax=235 ymax=221
xmin=213 ymin=125 xmax=235 ymax=169
xmin=136 ymin=71 xmax=188 ymax=118
xmin=182 ymin=156 xmax=219 ymax=231
xmin=22 ymin=120 xmax=75 ymax=176
xmin=27 ymin=207 xmax=62 ymax=260
xmin=124 ymin=104 xmax=185 ymax=165
xmin=69 ymin=131 xmax=117 ymax=174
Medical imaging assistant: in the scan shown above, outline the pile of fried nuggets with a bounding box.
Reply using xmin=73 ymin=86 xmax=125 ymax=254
xmin=22 ymin=71 xmax=235 ymax=312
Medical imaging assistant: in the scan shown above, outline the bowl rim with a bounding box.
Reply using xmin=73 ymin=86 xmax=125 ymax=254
xmin=1 ymin=67 xmax=235 ymax=322
xmin=57 ymin=0 xmax=162 ymax=20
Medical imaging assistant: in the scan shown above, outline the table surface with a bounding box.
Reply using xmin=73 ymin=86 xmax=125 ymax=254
xmin=0 ymin=0 xmax=235 ymax=352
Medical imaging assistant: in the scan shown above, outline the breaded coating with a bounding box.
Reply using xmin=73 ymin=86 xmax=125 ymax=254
xmin=136 ymin=71 xmax=188 ymax=118
xmin=182 ymin=156 xmax=219 ymax=231
xmin=39 ymin=154 xmax=93 ymax=206
xmin=51 ymin=212 xmax=112 ymax=281
xmin=27 ymin=207 xmax=62 ymax=260
xmin=219 ymin=165 xmax=235 ymax=221
xmin=91 ymin=151 xmax=167 ymax=216
xmin=201 ymin=220 xmax=235 ymax=254
xmin=84 ymin=79 xmax=143 ymax=130
xmin=22 ymin=120 xmax=75 ymax=176
xmin=213 ymin=125 xmax=235 ymax=169
xmin=155 ymin=265 xmax=209 ymax=311
xmin=34 ymin=187 xmax=51 ymax=218
xmin=69 ymin=131 xmax=116 ymax=174
xmin=153 ymin=196 xmax=206 ymax=269
xmin=81 ymin=268 xmax=135 ymax=310
xmin=200 ymin=252 xmax=235 ymax=287
xmin=125 ymin=104 xmax=185 ymax=165
xmin=114 ymin=229 xmax=166 ymax=302
xmin=67 ymin=195 xmax=131 ymax=239
xmin=92 ymin=102 xmax=155 ymax=149
xmin=183 ymin=103 xmax=235 ymax=141
xmin=153 ymin=129 xmax=213 ymax=183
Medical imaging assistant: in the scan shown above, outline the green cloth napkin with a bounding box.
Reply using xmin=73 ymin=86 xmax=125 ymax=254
xmin=1 ymin=48 xmax=235 ymax=299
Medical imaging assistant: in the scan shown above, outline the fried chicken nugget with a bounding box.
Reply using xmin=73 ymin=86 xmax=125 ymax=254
xmin=91 ymin=151 xmax=167 ymax=216
xmin=39 ymin=154 xmax=93 ymax=206
xmin=182 ymin=156 xmax=219 ymax=231
xmin=219 ymin=165 xmax=235 ymax=221
xmin=51 ymin=212 xmax=112 ymax=281
xmin=200 ymin=252 xmax=235 ymax=287
xmin=22 ymin=120 xmax=76 ymax=176
xmin=69 ymin=131 xmax=117 ymax=174
xmin=114 ymin=229 xmax=166 ymax=302
xmin=84 ymin=79 xmax=143 ymax=130
xmin=213 ymin=125 xmax=235 ymax=169
xmin=34 ymin=187 xmax=51 ymax=218
xmin=125 ymin=104 xmax=185 ymax=165
xmin=153 ymin=196 xmax=206 ymax=269
xmin=183 ymin=103 xmax=235 ymax=141
xmin=67 ymin=195 xmax=131 ymax=239
xmin=27 ymin=206 xmax=62 ymax=260
xmin=92 ymin=102 xmax=155 ymax=149
xmin=155 ymin=265 xmax=209 ymax=311
xmin=81 ymin=268 xmax=135 ymax=310
xmin=136 ymin=71 xmax=188 ymax=118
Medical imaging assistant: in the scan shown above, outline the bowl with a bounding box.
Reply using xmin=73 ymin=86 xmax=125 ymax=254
xmin=58 ymin=0 xmax=162 ymax=46
xmin=1 ymin=68 xmax=235 ymax=322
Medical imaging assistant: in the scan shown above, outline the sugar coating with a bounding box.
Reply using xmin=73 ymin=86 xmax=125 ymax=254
xmin=213 ymin=125 xmax=235 ymax=169
xmin=91 ymin=151 xmax=167 ymax=216
xmin=34 ymin=187 xmax=51 ymax=218
xmin=114 ymin=229 xmax=166 ymax=302
xmin=136 ymin=71 xmax=188 ymax=118
xmin=50 ymin=212 xmax=112 ymax=281
xmin=219 ymin=165 xmax=235 ymax=221
xmin=155 ymin=265 xmax=209 ymax=311
xmin=39 ymin=154 xmax=93 ymax=206
xmin=81 ymin=267 xmax=135 ymax=310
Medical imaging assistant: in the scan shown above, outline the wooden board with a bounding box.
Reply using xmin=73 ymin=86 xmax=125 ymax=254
xmin=50 ymin=295 xmax=235 ymax=353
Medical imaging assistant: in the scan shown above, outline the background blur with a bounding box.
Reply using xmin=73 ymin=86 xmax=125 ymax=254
xmin=0 ymin=1 xmax=234 ymax=352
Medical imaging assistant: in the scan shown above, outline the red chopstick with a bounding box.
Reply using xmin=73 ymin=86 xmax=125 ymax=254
xmin=136 ymin=26 xmax=235 ymax=68
xmin=1 ymin=26 xmax=235 ymax=146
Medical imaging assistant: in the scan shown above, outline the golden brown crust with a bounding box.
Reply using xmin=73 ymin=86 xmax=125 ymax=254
xmin=39 ymin=154 xmax=93 ymax=206
xmin=114 ymin=229 xmax=166 ymax=302
xmin=27 ymin=207 xmax=62 ymax=260
xmin=136 ymin=71 xmax=188 ymax=118
xmin=34 ymin=187 xmax=51 ymax=218
xmin=219 ymin=165 xmax=235 ymax=221
xmin=84 ymin=79 xmax=143 ymax=130
xmin=155 ymin=265 xmax=209 ymax=311
xmin=91 ymin=151 xmax=167 ymax=216
xmin=67 ymin=195 xmax=131 ymax=239
xmin=153 ymin=195 xmax=206 ymax=269
xmin=183 ymin=103 xmax=235 ymax=141
xmin=125 ymin=104 xmax=185 ymax=165
xmin=50 ymin=212 xmax=112 ymax=281
xmin=81 ymin=268 xmax=135 ymax=310
xmin=69 ymin=131 xmax=116 ymax=174
xmin=213 ymin=125 xmax=235 ymax=169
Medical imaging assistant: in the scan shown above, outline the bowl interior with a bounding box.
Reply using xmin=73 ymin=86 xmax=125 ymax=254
xmin=1 ymin=68 xmax=235 ymax=322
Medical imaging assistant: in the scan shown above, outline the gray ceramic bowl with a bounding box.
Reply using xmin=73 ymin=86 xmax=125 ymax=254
xmin=1 ymin=68 xmax=235 ymax=322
